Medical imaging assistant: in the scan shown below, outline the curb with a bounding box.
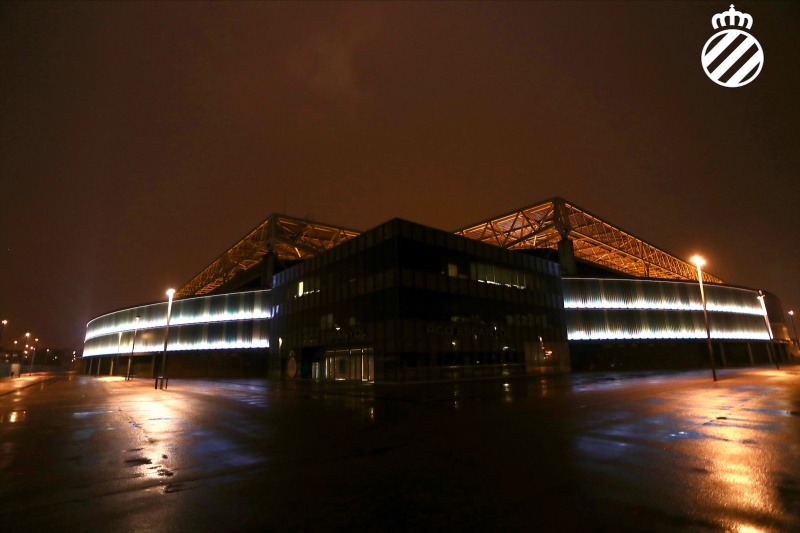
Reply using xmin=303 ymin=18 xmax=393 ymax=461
xmin=0 ymin=376 xmax=57 ymax=398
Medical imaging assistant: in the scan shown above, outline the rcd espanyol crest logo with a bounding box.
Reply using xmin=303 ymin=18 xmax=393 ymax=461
xmin=701 ymin=5 xmax=764 ymax=88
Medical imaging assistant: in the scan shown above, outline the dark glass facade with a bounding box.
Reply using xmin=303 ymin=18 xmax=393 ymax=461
xmin=268 ymin=219 xmax=570 ymax=382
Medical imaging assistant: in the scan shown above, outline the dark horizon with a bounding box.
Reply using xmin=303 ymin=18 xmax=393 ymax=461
xmin=1 ymin=1 xmax=798 ymax=349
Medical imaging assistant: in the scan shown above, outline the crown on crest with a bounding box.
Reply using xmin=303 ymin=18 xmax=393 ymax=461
xmin=712 ymin=4 xmax=753 ymax=30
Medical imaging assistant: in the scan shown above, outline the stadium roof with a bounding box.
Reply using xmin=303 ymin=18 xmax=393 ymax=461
xmin=176 ymin=214 xmax=360 ymax=298
xmin=178 ymin=197 xmax=722 ymax=298
xmin=455 ymin=197 xmax=723 ymax=284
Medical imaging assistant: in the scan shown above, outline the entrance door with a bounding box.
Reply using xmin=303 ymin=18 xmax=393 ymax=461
xmin=325 ymin=346 xmax=374 ymax=382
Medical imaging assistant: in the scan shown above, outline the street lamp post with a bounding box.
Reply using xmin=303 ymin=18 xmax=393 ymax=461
xmin=25 ymin=333 xmax=33 ymax=375
xmin=691 ymin=256 xmax=717 ymax=382
xmin=757 ymin=292 xmax=779 ymax=369
xmin=29 ymin=337 xmax=38 ymax=375
xmin=789 ymin=311 xmax=798 ymax=357
xmin=159 ymin=289 xmax=175 ymax=389
xmin=127 ymin=315 xmax=140 ymax=381
xmin=0 ymin=319 xmax=7 ymax=348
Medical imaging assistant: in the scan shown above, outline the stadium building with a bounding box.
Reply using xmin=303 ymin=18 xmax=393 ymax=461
xmin=82 ymin=198 xmax=796 ymax=382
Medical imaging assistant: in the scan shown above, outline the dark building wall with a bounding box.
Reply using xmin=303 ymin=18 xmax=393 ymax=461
xmin=569 ymin=340 xmax=776 ymax=372
xmin=269 ymin=219 xmax=569 ymax=382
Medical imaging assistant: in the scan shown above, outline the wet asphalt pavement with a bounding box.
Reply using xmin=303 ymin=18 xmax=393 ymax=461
xmin=1 ymin=367 xmax=799 ymax=532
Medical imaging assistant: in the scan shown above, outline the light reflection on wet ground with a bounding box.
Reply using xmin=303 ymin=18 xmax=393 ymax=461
xmin=0 ymin=368 xmax=798 ymax=531
xmin=569 ymin=373 xmax=800 ymax=532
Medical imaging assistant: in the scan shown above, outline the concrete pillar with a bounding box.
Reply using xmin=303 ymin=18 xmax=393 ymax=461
xmin=777 ymin=343 xmax=787 ymax=364
xmin=88 ymin=358 xmax=93 ymax=375
xmin=557 ymin=238 xmax=577 ymax=276
xmin=719 ymin=342 xmax=727 ymax=367
xmin=747 ymin=343 xmax=755 ymax=366
xmin=97 ymin=358 xmax=102 ymax=375
xmin=262 ymin=251 xmax=277 ymax=289
xmin=109 ymin=359 xmax=114 ymax=376
xmin=766 ymin=342 xmax=779 ymax=369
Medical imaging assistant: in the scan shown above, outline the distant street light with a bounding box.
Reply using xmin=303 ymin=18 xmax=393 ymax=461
xmin=0 ymin=319 xmax=7 ymax=348
xmin=757 ymin=292 xmax=778 ymax=369
xmin=127 ymin=315 xmax=140 ymax=380
xmin=789 ymin=311 xmax=798 ymax=355
xmin=159 ymin=289 xmax=176 ymax=389
xmin=691 ymin=256 xmax=716 ymax=382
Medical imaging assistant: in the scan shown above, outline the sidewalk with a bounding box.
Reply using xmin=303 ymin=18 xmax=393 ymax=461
xmin=0 ymin=374 xmax=56 ymax=397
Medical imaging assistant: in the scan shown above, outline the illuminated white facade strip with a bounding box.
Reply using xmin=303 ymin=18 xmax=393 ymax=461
xmin=170 ymin=311 xmax=271 ymax=327
xmin=563 ymin=278 xmax=772 ymax=342
xmin=83 ymin=338 xmax=270 ymax=357
xmin=563 ymin=301 xmax=764 ymax=315
xmin=84 ymin=290 xmax=272 ymax=358
xmin=563 ymin=278 xmax=764 ymax=314
xmin=568 ymin=330 xmax=771 ymax=341
xmin=85 ymin=289 xmax=272 ymax=341
xmin=85 ymin=310 xmax=272 ymax=340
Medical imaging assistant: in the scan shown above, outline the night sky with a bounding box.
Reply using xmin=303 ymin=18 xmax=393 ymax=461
xmin=1 ymin=1 xmax=798 ymax=350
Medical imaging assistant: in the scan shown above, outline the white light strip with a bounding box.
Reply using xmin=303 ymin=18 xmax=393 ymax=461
xmin=171 ymin=310 xmax=272 ymax=327
xmin=567 ymin=329 xmax=771 ymax=341
xmin=83 ymin=338 xmax=270 ymax=357
xmin=85 ymin=310 xmax=271 ymax=341
xmin=85 ymin=289 xmax=272 ymax=340
xmin=562 ymin=278 xmax=766 ymax=315
xmin=85 ymin=319 xmax=168 ymax=341
xmin=563 ymin=299 xmax=763 ymax=315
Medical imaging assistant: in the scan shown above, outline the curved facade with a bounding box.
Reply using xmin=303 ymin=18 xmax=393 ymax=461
xmin=84 ymin=275 xmax=784 ymax=377
xmin=84 ymin=290 xmax=271 ymax=358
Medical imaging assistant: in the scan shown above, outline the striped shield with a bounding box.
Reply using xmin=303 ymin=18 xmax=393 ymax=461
xmin=701 ymin=28 xmax=764 ymax=88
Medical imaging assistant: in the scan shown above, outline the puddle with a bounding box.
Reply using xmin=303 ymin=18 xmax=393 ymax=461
xmin=164 ymin=483 xmax=184 ymax=493
xmin=741 ymin=408 xmax=800 ymax=417
xmin=124 ymin=457 xmax=152 ymax=466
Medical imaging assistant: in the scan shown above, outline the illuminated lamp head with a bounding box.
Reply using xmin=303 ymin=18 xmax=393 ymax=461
xmin=690 ymin=256 xmax=705 ymax=267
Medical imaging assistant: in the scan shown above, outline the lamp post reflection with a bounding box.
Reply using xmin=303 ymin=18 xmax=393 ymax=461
xmin=691 ymin=256 xmax=716 ymax=382
xmin=159 ymin=289 xmax=175 ymax=389
xmin=127 ymin=315 xmax=140 ymax=381
xmin=757 ymin=291 xmax=778 ymax=369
